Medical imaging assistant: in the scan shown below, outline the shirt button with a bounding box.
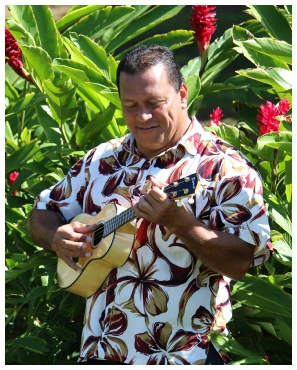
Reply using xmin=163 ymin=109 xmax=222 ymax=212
xmin=143 ymin=161 xmax=150 ymax=170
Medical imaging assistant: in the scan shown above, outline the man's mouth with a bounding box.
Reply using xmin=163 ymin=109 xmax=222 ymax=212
xmin=138 ymin=125 xmax=158 ymax=131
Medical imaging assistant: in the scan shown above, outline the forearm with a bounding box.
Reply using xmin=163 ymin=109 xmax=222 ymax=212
xmin=167 ymin=211 xmax=255 ymax=281
xmin=27 ymin=209 xmax=64 ymax=251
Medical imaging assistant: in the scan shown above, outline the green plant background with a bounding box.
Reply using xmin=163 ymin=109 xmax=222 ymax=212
xmin=5 ymin=5 xmax=292 ymax=365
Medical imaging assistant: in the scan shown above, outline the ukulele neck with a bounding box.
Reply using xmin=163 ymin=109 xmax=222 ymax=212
xmin=103 ymin=207 xmax=136 ymax=237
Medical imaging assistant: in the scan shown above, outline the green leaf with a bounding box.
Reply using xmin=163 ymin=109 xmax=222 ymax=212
xmin=5 ymin=80 xmax=19 ymax=102
xmin=31 ymin=5 xmax=67 ymax=60
xmin=76 ymin=85 xmax=108 ymax=114
xmin=76 ymin=104 xmax=117 ymax=148
xmin=205 ymin=123 xmax=254 ymax=151
xmin=5 ymin=92 xmax=46 ymax=119
xmin=185 ymin=75 xmax=201 ymax=117
xmin=263 ymin=190 xmax=291 ymax=232
xmin=5 ymin=121 xmax=17 ymax=148
xmin=5 ymin=19 xmax=36 ymax=48
xmin=53 ymin=58 xmax=114 ymax=88
xmin=34 ymin=105 xmax=62 ymax=145
xmin=232 ymin=26 xmax=291 ymax=69
xmin=5 ymin=268 xmax=29 ymax=282
xmin=200 ymin=82 xmax=246 ymax=96
xmin=67 ymin=34 xmax=110 ymax=79
xmin=272 ymin=314 xmax=292 ymax=344
xmin=43 ymin=80 xmax=77 ymax=127
xmin=269 ymin=206 xmax=292 ymax=236
xmin=86 ymin=84 xmax=121 ymax=109
xmin=202 ymin=28 xmax=239 ymax=84
xmin=106 ymin=5 xmax=184 ymax=54
xmin=181 ymin=57 xmax=201 ymax=79
xmin=6 ymin=140 xmax=55 ymax=173
xmin=210 ymin=332 xmax=266 ymax=362
xmin=268 ymin=273 xmax=292 ymax=288
xmin=10 ymin=336 xmax=49 ymax=355
xmin=62 ymin=6 xmax=135 ymax=42
xmin=208 ymin=27 xmax=234 ymax=61
xmin=7 ymin=5 xmax=40 ymax=46
xmin=236 ymin=67 xmax=292 ymax=93
xmin=133 ymin=30 xmax=194 ymax=52
xmin=202 ymin=50 xmax=238 ymax=85
xmin=285 ymin=157 xmax=292 ymax=203
xmin=56 ymin=5 xmax=106 ymax=32
xmin=257 ymin=131 xmax=292 ymax=154
xmin=19 ymin=45 xmax=55 ymax=84
xmin=5 ymin=205 xmax=25 ymax=224
xmin=52 ymin=61 xmax=113 ymax=113
xmin=232 ymin=274 xmax=291 ymax=317
xmin=247 ymin=5 xmax=292 ymax=44
xmin=239 ymin=38 xmax=291 ymax=66
xmin=272 ymin=239 xmax=292 ymax=267
xmin=230 ymin=357 xmax=268 ymax=365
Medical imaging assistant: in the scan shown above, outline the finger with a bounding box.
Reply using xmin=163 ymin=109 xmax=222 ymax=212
xmin=72 ymin=223 xmax=97 ymax=242
xmin=60 ymin=255 xmax=83 ymax=273
xmin=148 ymin=176 xmax=168 ymax=189
xmin=137 ymin=197 xmax=148 ymax=214
xmin=73 ymin=223 xmax=97 ymax=233
xmin=132 ymin=202 xmax=147 ymax=218
xmin=61 ymin=238 xmax=89 ymax=252
xmin=147 ymin=186 xmax=168 ymax=204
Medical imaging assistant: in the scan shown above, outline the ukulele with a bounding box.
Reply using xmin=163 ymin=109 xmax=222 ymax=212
xmin=57 ymin=174 xmax=199 ymax=298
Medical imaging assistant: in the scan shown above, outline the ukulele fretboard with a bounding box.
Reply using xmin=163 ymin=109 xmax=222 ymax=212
xmin=103 ymin=208 xmax=136 ymax=237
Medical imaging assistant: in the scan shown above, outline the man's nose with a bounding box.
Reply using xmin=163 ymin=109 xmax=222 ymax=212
xmin=137 ymin=106 xmax=152 ymax=122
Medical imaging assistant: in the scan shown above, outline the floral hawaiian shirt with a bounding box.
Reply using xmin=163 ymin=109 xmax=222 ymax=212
xmin=34 ymin=117 xmax=272 ymax=365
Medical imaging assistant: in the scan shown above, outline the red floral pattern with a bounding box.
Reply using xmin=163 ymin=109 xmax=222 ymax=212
xmin=35 ymin=118 xmax=272 ymax=364
xmin=135 ymin=322 xmax=199 ymax=365
xmin=99 ymin=150 xmax=141 ymax=196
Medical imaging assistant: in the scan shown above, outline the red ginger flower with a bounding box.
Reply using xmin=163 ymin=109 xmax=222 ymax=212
xmin=210 ymin=107 xmax=223 ymax=126
xmin=257 ymin=98 xmax=290 ymax=136
xmin=9 ymin=171 xmax=19 ymax=196
xmin=5 ymin=27 xmax=32 ymax=83
xmin=277 ymin=98 xmax=290 ymax=115
xmin=190 ymin=6 xmax=217 ymax=54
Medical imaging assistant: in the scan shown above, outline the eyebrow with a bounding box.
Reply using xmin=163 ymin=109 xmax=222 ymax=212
xmin=121 ymin=97 xmax=166 ymax=102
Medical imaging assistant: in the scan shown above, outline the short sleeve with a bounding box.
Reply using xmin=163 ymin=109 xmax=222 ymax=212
xmin=33 ymin=153 xmax=88 ymax=223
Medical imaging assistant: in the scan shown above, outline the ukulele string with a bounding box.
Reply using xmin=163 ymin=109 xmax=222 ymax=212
xmin=92 ymin=174 xmax=199 ymax=242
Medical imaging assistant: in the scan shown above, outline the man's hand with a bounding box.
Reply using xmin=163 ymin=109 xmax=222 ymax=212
xmin=132 ymin=176 xmax=192 ymax=229
xmin=27 ymin=209 xmax=97 ymax=272
xmin=52 ymin=222 xmax=97 ymax=272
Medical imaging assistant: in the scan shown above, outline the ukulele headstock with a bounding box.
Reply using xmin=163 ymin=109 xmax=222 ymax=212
xmin=164 ymin=173 xmax=199 ymax=202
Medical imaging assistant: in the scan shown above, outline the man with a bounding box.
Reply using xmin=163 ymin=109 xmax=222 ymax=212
xmin=28 ymin=44 xmax=272 ymax=365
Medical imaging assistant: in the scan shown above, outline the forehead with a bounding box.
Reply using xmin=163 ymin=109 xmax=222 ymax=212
xmin=119 ymin=64 xmax=173 ymax=98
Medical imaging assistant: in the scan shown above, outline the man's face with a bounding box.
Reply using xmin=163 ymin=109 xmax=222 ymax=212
xmin=119 ymin=64 xmax=189 ymax=160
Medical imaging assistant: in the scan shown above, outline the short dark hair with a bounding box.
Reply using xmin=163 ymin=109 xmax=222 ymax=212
xmin=116 ymin=44 xmax=184 ymax=93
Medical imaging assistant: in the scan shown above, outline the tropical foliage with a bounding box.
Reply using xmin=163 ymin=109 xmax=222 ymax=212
xmin=5 ymin=5 xmax=292 ymax=365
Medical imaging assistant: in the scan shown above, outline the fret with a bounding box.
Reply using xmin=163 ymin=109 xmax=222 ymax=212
xmin=103 ymin=208 xmax=136 ymax=237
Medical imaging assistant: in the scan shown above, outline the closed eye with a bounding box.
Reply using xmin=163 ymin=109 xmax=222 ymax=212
xmin=123 ymin=99 xmax=167 ymax=111
xmin=124 ymin=104 xmax=137 ymax=111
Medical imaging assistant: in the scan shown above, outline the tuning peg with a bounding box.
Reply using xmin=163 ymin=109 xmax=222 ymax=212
xmin=176 ymin=200 xmax=183 ymax=207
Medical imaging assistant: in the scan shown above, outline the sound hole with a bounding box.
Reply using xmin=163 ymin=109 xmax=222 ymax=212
xmin=93 ymin=222 xmax=104 ymax=247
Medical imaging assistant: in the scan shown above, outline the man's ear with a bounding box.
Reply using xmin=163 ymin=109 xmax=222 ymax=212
xmin=179 ymin=82 xmax=188 ymax=108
